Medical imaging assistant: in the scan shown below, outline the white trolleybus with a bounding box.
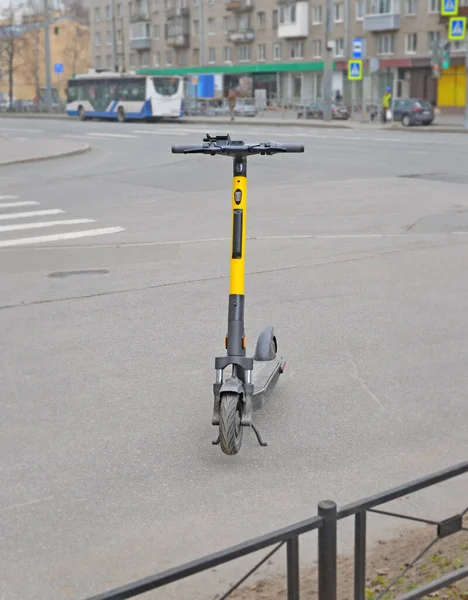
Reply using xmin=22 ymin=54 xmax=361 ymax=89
xmin=66 ymin=71 xmax=184 ymax=121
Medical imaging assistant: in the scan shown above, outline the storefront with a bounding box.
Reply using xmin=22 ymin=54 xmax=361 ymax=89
xmin=437 ymin=63 xmax=466 ymax=108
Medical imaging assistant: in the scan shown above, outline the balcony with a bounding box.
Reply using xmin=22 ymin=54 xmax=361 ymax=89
xmin=277 ymin=0 xmax=296 ymax=4
xmin=167 ymin=33 xmax=190 ymax=47
xmin=130 ymin=20 xmax=151 ymax=49
xmin=167 ymin=6 xmax=189 ymax=19
xmin=277 ymin=1 xmax=309 ymax=38
xmin=130 ymin=11 xmax=149 ymax=23
xmin=363 ymin=12 xmax=400 ymax=31
xmin=226 ymin=28 xmax=255 ymax=42
xmin=130 ymin=36 xmax=151 ymax=49
xmin=226 ymin=0 xmax=254 ymax=11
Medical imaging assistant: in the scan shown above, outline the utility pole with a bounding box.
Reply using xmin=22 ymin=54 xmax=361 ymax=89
xmin=43 ymin=0 xmax=52 ymax=111
xmin=199 ymin=0 xmax=204 ymax=66
xmin=111 ymin=0 xmax=118 ymax=71
xmin=323 ymin=0 xmax=333 ymax=121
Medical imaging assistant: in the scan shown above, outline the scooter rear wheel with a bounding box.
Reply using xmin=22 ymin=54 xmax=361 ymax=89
xmin=219 ymin=393 xmax=243 ymax=455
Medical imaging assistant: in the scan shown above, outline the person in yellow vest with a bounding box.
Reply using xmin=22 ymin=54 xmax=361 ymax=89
xmin=381 ymin=87 xmax=392 ymax=123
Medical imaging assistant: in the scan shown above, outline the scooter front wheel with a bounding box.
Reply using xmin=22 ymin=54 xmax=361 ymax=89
xmin=219 ymin=393 xmax=243 ymax=455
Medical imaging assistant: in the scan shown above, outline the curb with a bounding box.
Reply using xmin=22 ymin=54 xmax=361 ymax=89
xmin=0 ymin=113 xmax=67 ymax=120
xmin=178 ymin=117 xmax=352 ymax=129
xmin=0 ymin=143 xmax=91 ymax=166
xmin=388 ymin=124 xmax=468 ymax=134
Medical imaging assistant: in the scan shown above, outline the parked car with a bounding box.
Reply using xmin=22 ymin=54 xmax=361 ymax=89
xmin=297 ymin=102 xmax=350 ymax=120
xmin=392 ymin=98 xmax=434 ymax=126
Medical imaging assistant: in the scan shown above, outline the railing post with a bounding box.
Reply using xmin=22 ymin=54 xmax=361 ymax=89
xmin=354 ymin=511 xmax=367 ymax=600
xmin=287 ymin=537 xmax=300 ymax=600
xmin=318 ymin=500 xmax=337 ymax=600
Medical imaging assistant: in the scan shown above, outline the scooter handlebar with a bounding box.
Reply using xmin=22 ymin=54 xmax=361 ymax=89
xmin=279 ymin=143 xmax=304 ymax=153
xmin=171 ymin=142 xmax=305 ymax=155
xmin=172 ymin=145 xmax=204 ymax=154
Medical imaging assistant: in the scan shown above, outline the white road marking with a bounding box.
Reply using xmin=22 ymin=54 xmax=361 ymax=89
xmin=0 ymin=127 xmax=42 ymax=134
xmin=0 ymin=195 xmax=18 ymax=200
xmin=0 ymin=218 xmax=95 ymax=232
xmin=62 ymin=134 xmax=93 ymax=140
xmin=132 ymin=129 xmax=186 ymax=136
xmin=0 ymin=209 xmax=64 ymax=221
xmin=0 ymin=201 xmax=39 ymax=208
xmin=0 ymin=227 xmax=125 ymax=247
xmin=87 ymin=132 xmax=138 ymax=139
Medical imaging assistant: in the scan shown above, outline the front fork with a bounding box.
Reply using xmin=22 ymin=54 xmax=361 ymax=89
xmin=212 ymin=367 xmax=253 ymax=427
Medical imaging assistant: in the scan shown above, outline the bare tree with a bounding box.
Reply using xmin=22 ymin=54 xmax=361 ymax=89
xmin=62 ymin=0 xmax=89 ymax=24
xmin=0 ymin=4 xmax=29 ymax=107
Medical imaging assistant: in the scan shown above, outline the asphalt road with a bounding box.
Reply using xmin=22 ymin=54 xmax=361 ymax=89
xmin=1 ymin=118 xmax=468 ymax=600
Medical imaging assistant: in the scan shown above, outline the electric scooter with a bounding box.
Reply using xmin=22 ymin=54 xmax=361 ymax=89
xmin=172 ymin=134 xmax=305 ymax=455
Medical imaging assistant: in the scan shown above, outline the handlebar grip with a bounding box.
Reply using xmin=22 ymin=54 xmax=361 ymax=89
xmin=281 ymin=144 xmax=305 ymax=153
xmin=171 ymin=145 xmax=200 ymax=154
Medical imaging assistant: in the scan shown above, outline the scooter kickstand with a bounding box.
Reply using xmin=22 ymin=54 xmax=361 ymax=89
xmin=212 ymin=435 xmax=220 ymax=445
xmin=250 ymin=423 xmax=268 ymax=447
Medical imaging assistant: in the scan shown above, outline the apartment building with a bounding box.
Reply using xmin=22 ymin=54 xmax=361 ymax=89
xmin=89 ymin=0 xmax=467 ymax=108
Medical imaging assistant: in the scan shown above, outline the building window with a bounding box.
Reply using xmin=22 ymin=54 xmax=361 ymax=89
xmin=208 ymin=47 xmax=215 ymax=63
xmin=334 ymin=2 xmax=344 ymax=21
xmin=273 ymin=42 xmax=281 ymax=59
xmin=279 ymin=4 xmax=296 ymax=23
xmin=355 ymin=0 xmax=364 ymax=18
xmin=95 ymin=7 xmax=100 ymax=21
xmin=166 ymin=50 xmax=172 ymax=65
xmin=153 ymin=24 xmax=160 ymax=38
xmin=405 ymin=32 xmax=417 ymax=53
xmin=289 ymin=41 xmax=304 ymax=59
xmin=207 ymin=17 xmax=215 ymax=34
xmin=224 ymin=46 xmax=232 ymax=62
xmin=106 ymin=5 xmax=111 ymax=19
xmin=257 ymin=11 xmax=266 ymax=28
xmin=238 ymin=13 xmax=249 ymax=30
xmin=369 ymin=0 xmax=392 ymax=13
xmin=223 ymin=16 xmax=232 ymax=31
xmin=377 ymin=33 xmax=395 ymax=54
xmin=154 ymin=51 xmax=160 ymax=65
xmin=117 ymin=29 xmax=122 ymax=43
xmin=177 ymin=51 xmax=188 ymax=66
xmin=273 ymin=9 xmax=278 ymax=27
xmin=333 ymin=37 xmax=344 ymax=56
xmin=237 ymin=44 xmax=251 ymax=61
xmin=95 ymin=32 xmax=101 ymax=46
xmin=193 ymin=19 xmax=199 ymax=34
xmin=258 ymin=43 xmax=266 ymax=60
xmin=312 ymin=39 xmax=322 ymax=57
xmin=428 ymin=0 xmax=439 ymax=12
xmin=139 ymin=50 xmax=150 ymax=66
xmin=452 ymin=40 xmax=465 ymax=51
xmin=428 ymin=30 xmax=440 ymax=53
xmin=106 ymin=30 xmax=111 ymax=44
xmin=312 ymin=6 xmax=322 ymax=23
xmin=117 ymin=3 xmax=121 ymax=17
xmin=95 ymin=55 xmax=102 ymax=68
xmin=406 ymin=0 xmax=417 ymax=13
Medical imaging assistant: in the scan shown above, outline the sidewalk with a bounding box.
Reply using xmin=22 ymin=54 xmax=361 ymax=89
xmin=0 ymin=135 xmax=90 ymax=166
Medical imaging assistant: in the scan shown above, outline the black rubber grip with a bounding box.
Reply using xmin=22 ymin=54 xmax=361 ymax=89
xmin=171 ymin=145 xmax=200 ymax=153
xmin=281 ymin=144 xmax=305 ymax=153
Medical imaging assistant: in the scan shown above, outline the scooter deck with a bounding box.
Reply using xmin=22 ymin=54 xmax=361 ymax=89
xmin=252 ymin=357 xmax=283 ymax=397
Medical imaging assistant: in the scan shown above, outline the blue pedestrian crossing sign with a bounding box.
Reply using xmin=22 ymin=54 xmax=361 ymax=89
xmin=54 ymin=63 xmax=64 ymax=74
xmin=348 ymin=60 xmax=363 ymax=81
xmin=448 ymin=16 xmax=466 ymax=40
xmin=441 ymin=0 xmax=458 ymax=16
